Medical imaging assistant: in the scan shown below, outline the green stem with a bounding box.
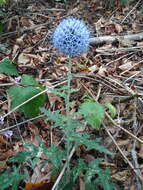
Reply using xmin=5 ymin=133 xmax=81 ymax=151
xmin=65 ymin=57 xmax=72 ymax=173
xmin=66 ymin=58 xmax=72 ymax=115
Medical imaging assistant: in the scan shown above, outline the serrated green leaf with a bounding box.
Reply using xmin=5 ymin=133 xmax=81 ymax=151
xmin=105 ymin=102 xmax=116 ymax=118
xmin=70 ymin=132 xmax=113 ymax=155
xmin=72 ymin=159 xmax=87 ymax=182
xmin=79 ymin=101 xmax=105 ymax=129
xmin=0 ymin=58 xmax=18 ymax=76
xmin=85 ymin=139 xmax=113 ymax=155
xmin=43 ymin=145 xmax=65 ymax=169
xmin=21 ymin=74 xmax=39 ymax=86
xmin=0 ymin=166 xmax=27 ymax=190
xmin=85 ymin=159 xmax=116 ymax=190
xmin=7 ymin=86 xmax=45 ymax=118
xmin=40 ymin=108 xmax=68 ymax=128
xmin=9 ymin=142 xmax=42 ymax=169
xmin=94 ymin=167 xmax=116 ymax=190
xmin=9 ymin=150 xmax=32 ymax=163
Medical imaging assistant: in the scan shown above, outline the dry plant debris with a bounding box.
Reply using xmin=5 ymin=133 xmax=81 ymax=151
xmin=0 ymin=0 xmax=143 ymax=189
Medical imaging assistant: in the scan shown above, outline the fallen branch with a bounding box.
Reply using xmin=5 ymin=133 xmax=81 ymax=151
xmin=90 ymin=32 xmax=143 ymax=45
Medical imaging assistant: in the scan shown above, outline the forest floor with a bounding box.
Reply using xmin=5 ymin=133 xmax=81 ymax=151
xmin=0 ymin=0 xmax=143 ymax=189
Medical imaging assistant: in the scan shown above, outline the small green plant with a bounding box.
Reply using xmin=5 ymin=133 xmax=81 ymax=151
xmin=0 ymin=137 xmax=65 ymax=190
xmin=40 ymin=86 xmax=115 ymax=189
xmin=0 ymin=79 xmax=116 ymax=189
xmin=0 ymin=165 xmax=27 ymax=190
xmin=59 ymin=158 xmax=116 ymax=190
xmin=0 ymin=97 xmax=115 ymax=189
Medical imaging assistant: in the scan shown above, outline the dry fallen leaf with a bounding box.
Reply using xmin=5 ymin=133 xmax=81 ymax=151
xmin=28 ymin=122 xmax=40 ymax=137
xmin=119 ymin=61 xmax=133 ymax=71
xmin=47 ymin=92 xmax=63 ymax=108
xmin=0 ymin=73 xmax=7 ymax=81
xmin=0 ymin=163 xmax=7 ymax=170
xmin=112 ymin=170 xmax=129 ymax=182
xmin=25 ymin=180 xmax=54 ymax=190
xmin=0 ymin=149 xmax=15 ymax=161
xmin=0 ymin=135 xmax=9 ymax=146
xmin=97 ymin=66 xmax=107 ymax=76
xmin=18 ymin=53 xmax=30 ymax=64
xmin=20 ymin=17 xmax=35 ymax=27
xmin=114 ymin=23 xmax=123 ymax=34
xmin=12 ymin=45 xmax=20 ymax=58
xmin=116 ymin=139 xmax=130 ymax=146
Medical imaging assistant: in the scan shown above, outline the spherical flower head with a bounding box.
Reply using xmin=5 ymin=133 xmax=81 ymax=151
xmin=53 ymin=17 xmax=90 ymax=57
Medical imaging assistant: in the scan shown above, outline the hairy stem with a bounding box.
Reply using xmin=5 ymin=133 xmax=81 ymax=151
xmin=65 ymin=57 xmax=72 ymax=174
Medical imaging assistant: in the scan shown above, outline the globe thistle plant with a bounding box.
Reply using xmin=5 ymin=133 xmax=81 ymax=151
xmin=53 ymin=18 xmax=90 ymax=173
xmin=53 ymin=17 xmax=90 ymax=57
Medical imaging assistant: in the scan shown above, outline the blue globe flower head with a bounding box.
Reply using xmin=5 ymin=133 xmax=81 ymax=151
xmin=53 ymin=17 xmax=90 ymax=57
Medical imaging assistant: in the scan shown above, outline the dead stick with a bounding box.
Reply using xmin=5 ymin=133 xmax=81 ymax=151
xmin=90 ymin=32 xmax=143 ymax=45
xmin=111 ymin=94 xmax=140 ymax=105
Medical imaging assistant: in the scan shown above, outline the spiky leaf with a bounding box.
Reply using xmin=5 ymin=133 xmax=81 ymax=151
xmin=0 ymin=166 xmax=27 ymax=190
